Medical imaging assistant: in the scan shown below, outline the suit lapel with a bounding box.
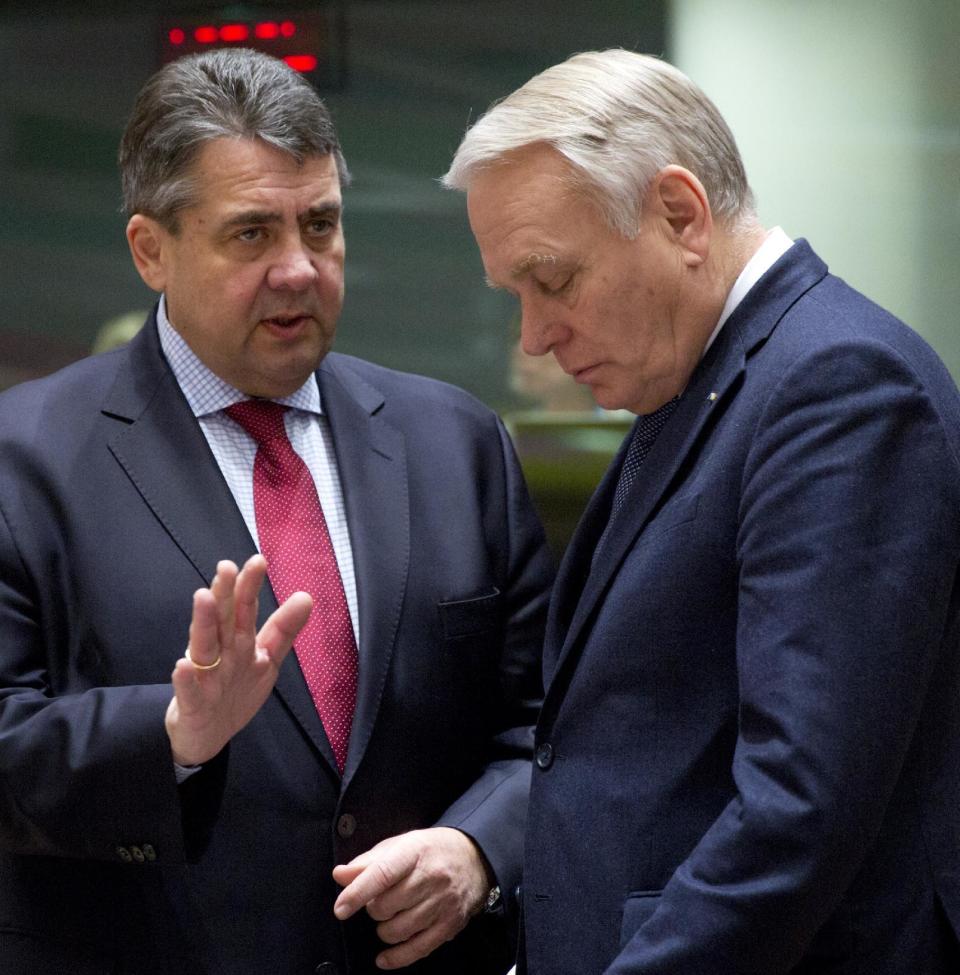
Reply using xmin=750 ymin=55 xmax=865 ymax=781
xmin=103 ymin=316 xmax=338 ymax=768
xmin=547 ymin=240 xmax=829 ymax=690
xmin=103 ymin=315 xmax=256 ymax=586
xmin=318 ymin=356 xmax=409 ymax=787
xmin=550 ymin=329 xmax=747 ymax=684
xmin=543 ymin=426 xmax=630 ymax=680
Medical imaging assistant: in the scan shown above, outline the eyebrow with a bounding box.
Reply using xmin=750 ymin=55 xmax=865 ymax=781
xmin=219 ymin=203 xmax=342 ymax=231
xmin=512 ymin=252 xmax=559 ymax=278
xmin=485 ymin=251 xmax=561 ymax=290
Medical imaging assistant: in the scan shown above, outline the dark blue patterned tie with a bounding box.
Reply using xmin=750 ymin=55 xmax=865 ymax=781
xmin=611 ymin=396 xmax=680 ymax=514
xmin=594 ymin=396 xmax=680 ymax=560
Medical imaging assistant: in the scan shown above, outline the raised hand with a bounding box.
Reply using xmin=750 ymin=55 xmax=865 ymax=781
xmin=165 ymin=554 xmax=312 ymax=766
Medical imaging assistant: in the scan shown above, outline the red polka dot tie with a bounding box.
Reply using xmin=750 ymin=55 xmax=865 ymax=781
xmin=226 ymin=400 xmax=357 ymax=772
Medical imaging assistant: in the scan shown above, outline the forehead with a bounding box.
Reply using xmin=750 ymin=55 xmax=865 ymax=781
xmin=466 ymin=145 xmax=608 ymax=274
xmin=467 ymin=146 xmax=572 ymax=228
xmin=187 ymin=137 xmax=340 ymax=213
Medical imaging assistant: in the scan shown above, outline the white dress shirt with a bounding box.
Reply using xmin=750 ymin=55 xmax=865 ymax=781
xmin=703 ymin=226 xmax=795 ymax=357
xmin=156 ymin=295 xmax=360 ymax=645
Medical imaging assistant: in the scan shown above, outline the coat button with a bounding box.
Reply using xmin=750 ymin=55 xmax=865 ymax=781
xmin=115 ymin=846 xmax=133 ymax=863
xmin=336 ymin=814 xmax=357 ymax=838
xmin=131 ymin=846 xmax=145 ymax=863
xmin=535 ymin=743 xmax=554 ymax=769
xmin=315 ymin=963 xmax=340 ymax=975
xmin=142 ymin=844 xmax=157 ymax=862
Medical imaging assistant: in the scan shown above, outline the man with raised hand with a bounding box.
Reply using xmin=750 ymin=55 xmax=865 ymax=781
xmin=0 ymin=48 xmax=551 ymax=974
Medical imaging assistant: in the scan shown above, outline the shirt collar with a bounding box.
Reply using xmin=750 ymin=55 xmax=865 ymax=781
xmin=156 ymin=294 xmax=323 ymax=418
xmin=703 ymin=226 xmax=794 ymax=356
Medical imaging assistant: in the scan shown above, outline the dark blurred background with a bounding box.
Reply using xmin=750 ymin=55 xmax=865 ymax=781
xmin=1 ymin=1 xmax=957 ymax=556
xmin=4 ymin=1 xmax=955 ymax=402
xmin=0 ymin=0 xmax=667 ymax=400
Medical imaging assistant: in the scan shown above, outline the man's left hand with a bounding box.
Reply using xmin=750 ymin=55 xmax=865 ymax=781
xmin=332 ymin=827 xmax=491 ymax=970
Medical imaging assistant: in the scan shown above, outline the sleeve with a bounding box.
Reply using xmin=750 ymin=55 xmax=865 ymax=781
xmin=0 ymin=494 xmax=211 ymax=866
xmin=436 ymin=415 xmax=553 ymax=914
xmin=606 ymin=340 xmax=960 ymax=973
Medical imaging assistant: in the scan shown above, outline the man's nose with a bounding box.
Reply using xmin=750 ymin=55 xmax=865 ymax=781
xmin=267 ymin=240 xmax=319 ymax=290
xmin=520 ymin=304 xmax=564 ymax=358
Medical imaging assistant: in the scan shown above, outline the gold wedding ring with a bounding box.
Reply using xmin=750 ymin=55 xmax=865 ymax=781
xmin=185 ymin=647 xmax=222 ymax=671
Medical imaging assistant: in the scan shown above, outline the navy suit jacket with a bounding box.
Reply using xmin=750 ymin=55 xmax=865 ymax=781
xmin=0 ymin=313 xmax=552 ymax=975
xmin=521 ymin=241 xmax=960 ymax=974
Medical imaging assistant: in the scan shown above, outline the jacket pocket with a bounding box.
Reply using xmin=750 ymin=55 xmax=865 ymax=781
xmin=438 ymin=588 xmax=502 ymax=640
xmin=619 ymin=890 xmax=663 ymax=948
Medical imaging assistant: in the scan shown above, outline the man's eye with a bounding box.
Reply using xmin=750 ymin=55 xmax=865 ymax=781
xmin=542 ymin=274 xmax=573 ymax=295
xmin=236 ymin=228 xmax=264 ymax=242
xmin=307 ymin=218 xmax=335 ymax=236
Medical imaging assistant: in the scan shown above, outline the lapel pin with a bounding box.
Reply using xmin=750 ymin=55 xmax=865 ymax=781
xmin=707 ymin=392 xmax=718 ymax=403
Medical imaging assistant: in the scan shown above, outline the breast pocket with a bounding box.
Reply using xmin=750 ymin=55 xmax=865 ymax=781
xmin=438 ymin=587 xmax=502 ymax=642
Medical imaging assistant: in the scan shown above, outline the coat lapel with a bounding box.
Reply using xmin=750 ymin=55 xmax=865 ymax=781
xmin=318 ymin=356 xmax=409 ymax=787
xmin=102 ymin=315 xmax=339 ymax=769
xmin=103 ymin=315 xmax=256 ymax=586
xmin=546 ymin=240 xmax=829 ymax=690
xmin=542 ymin=425 xmax=630 ymax=680
xmin=550 ymin=327 xmax=747 ymax=684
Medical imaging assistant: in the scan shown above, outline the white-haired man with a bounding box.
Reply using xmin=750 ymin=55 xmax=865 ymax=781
xmin=445 ymin=49 xmax=960 ymax=974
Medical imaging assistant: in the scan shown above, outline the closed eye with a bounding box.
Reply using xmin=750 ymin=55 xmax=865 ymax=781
xmin=539 ymin=273 xmax=574 ymax=296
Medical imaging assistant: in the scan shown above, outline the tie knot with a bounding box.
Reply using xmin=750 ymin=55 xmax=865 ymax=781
xmin=633 ymin=396 xmax=680 ymax=451
xmin=225 ymin=400 xmax=289 ymax=446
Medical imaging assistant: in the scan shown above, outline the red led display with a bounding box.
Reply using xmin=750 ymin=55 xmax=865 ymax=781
xmin=284 ymin=54 xmax=317 ymax=72
xmin=219 ymin=24 xmax=250 ymax=42
xmin=160 ymin=9 xmax=335 ymax=83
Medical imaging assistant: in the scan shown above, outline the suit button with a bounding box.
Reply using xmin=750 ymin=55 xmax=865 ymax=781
xmin=315 ymin=963 xmax=340 ymax=975
xmin=142 ymin=844 xmax=157 ymax=862
xmin=336 ymin=814 xmax=357 ymax=838
xmin=130 ymin=845 xmax=145 ymax=863
xmin=535 ymin=743 xmax=554 ymax=769
xmin=115 ymin=846 xmax=132 ymax=863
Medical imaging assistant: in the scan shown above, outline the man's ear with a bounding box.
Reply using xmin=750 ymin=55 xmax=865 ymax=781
xmin=126 ymin=214 xmax=170 ymax=292
xmin=647 ymin=165 xmax=713 ymax=267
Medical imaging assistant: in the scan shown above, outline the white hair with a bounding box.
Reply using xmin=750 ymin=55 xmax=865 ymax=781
xmin=443 ymin=49 xmax=755 ymax=238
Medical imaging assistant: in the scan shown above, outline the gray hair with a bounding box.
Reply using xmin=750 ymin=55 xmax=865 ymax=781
xmin=443 ymin=49 xmax=754 ymax=237
xmin=119 ymin=48 xmax=349 ymax=230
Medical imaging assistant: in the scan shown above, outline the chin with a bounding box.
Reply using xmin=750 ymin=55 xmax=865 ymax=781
xmin=242 ymin=365 xmax=320 ymax=400
xmin=591 ymin=388 xmax=624 ymax=412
